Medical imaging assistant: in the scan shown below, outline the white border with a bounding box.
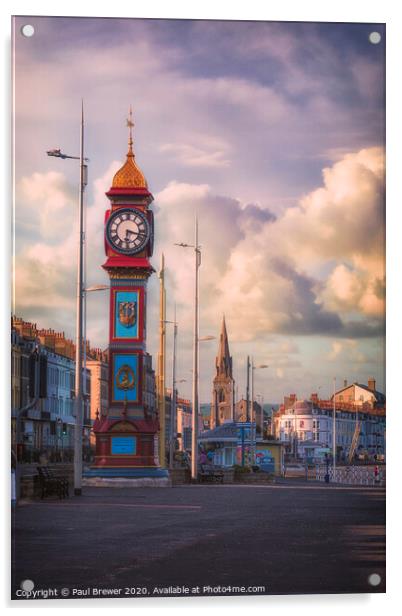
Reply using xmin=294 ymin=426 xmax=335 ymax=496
xmin=2 ymin=2 xmax=401 ymax=614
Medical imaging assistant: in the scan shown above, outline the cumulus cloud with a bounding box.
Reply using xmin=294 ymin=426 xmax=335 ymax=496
xmin=14 ymin=146 xmax=384 ymax=350
xmin=321 ymin=263 xmax=384 ymax=317
xmin=327 ymin=339 xmax=376 ymax=366
xmin=209 ymin=146 xmax=385 ymax=339
xmin=16 ymin=171 xmax=76 ymax=245
xmin=13 ymin=161 xmax=120 ymax=338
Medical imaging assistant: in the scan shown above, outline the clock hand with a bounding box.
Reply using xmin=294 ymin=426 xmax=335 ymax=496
xmin=123 ymin=229 xmax=140 ymax=242
xmin=122 ymin=229 xmax=148 ymax=242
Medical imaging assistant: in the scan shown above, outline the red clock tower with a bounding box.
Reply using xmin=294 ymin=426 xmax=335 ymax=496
xmin=85 ymin=111 xmax=168 ymax=484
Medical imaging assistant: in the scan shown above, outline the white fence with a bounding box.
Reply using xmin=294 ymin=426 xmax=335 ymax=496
xmin=315 ymin=464 xmax=385 ymax=486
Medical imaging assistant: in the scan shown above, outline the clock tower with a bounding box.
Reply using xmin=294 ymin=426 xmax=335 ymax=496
xmin=85 ymin=110 xmax=168 ymax=484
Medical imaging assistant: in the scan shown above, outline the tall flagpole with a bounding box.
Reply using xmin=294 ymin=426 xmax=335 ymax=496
xmin=169 ymin=305 xmax=177 ymax=470
xmin=158 ymin=254 xmax=166 ymax=468
xmin=191 ymin=217 xmax=200 ymax=481
xmin=251 ymin=356 xmax=255 ymax=464
xmin=74 ymin=101 xmax=85 ymax=495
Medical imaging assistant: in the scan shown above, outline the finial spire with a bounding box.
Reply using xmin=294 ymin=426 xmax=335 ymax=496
xmin=111 ymin=106 xmax=148 ymax=189
xmin=126 ymin=105 xmax=134 ymax=156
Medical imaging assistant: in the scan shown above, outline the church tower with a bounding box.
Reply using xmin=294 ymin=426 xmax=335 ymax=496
xmin=86 ymin=110 xmax=168 ymax=484
xmin=210 ymin=316 xmax=235 ymax=429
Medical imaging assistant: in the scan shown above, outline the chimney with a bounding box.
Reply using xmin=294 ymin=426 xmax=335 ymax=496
xmin=368 ymin=377 xmax=376 ymax=392
xmin=343 ymin=379 xmax=348 ymax=388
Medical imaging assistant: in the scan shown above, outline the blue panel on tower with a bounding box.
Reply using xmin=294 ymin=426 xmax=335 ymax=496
xmin=111 ymin=436 xmax=137 ymax=455
xmin=115 ymin=290 xmax=139 ymax=338
xmin=112 ymin=353 xmax=139 ymax=402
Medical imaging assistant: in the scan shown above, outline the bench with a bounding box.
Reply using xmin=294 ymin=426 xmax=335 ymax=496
xmin=198 ymin=464 xmax=224 ymax=483
xmin=37 ymin=466 xmax=69 ymax=499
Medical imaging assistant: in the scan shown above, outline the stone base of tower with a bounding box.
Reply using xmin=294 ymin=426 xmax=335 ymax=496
xmin=84 ymin=414 xmax=169 ymax=485
xmin=82 ymin=470 xmax=170 ymax=488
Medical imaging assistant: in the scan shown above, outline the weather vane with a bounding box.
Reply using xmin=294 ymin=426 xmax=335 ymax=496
xmin=126 ymin=106 xmax=134 ymax=151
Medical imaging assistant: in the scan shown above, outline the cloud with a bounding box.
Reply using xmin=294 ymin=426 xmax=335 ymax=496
xmin=16 ymin=171 xmax=76 ymax=247
xmin=321 ymin=263 xmax=384 ymax=317
xmin=210 ymin=146 xmax=385 ymax=339
xmin=159 ymin=135 xmax=231 ymax=168
xmin=14 ymin=145 xmax=385 ymax=355
xmin=326 ymin=339 xmax=377 ymax=366
xmin=13 ymin=161 xmax=121 ymax=339
xmin=279 ymin=147 xmax=385 ymax=265
xmin=14 ymin=17 xmax=385 ymax=219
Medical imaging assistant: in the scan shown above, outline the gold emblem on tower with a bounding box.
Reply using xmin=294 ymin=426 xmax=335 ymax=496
xmin=118 ymin=301 xmax=137 ymax=328
xmin=116 ymin=364 xmax=136 ymax=390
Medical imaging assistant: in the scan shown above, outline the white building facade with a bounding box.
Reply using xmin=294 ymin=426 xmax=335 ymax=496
xmin=277 ymin=399 xmax=385 ymax=462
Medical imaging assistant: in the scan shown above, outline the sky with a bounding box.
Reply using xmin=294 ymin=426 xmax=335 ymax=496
xmin=12 ymin=16 xmax=385 ymax=404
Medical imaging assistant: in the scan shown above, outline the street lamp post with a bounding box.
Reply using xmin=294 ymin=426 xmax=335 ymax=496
xmin=47 ymin=102 xmax=88 ymax=496
xmin=157 ymin=254 xmax=167 ymax=469
xmin=170 ymin=316 xmax=177 ymax=471
xmin=333 ymin=376 xmax=337 ymax=482
xmin=163 ymin=308 xmax=178 ymax=471
xmin=256 ymin=394 xmax=264 ymax=438
xmin=73 ymin=104 xmax=86 ymax=496
xmin=175 ymin=217 xmax=201 ymax=481
xmin=246 ymin=356 xmax=250 ymax=422
xmin=250 ymin=361 xmax=268 ymax=464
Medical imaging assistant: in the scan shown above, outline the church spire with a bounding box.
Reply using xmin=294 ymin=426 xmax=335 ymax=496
xmin=216 ymin=315 xmax=232 ymax=378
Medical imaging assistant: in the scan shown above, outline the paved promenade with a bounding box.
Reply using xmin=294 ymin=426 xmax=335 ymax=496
xmin=12 ymin=482 xmax=385 ymax=599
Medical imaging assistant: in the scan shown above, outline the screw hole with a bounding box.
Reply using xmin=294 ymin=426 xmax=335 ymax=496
xmin=20 ymin=579 xmax=35 ymax=591
xmin=21 ymin=24 xmax=35 ymax=38
xmin=368 ymin=573 xmax=381 ymax=586
xmin=369 ymin=32 xmax=381 ymax=45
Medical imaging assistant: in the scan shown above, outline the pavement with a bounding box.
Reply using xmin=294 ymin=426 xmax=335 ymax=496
xmin=11 ymin=481 xmax=385 ymax=600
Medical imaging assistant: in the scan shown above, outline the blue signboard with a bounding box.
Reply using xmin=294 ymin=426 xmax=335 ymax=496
xmin=111 ymin=436 xmax=136 ymax=455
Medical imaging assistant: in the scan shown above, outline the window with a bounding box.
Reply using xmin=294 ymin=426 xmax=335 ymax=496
xmin=224 ymin=448 xmax=233 ymax=466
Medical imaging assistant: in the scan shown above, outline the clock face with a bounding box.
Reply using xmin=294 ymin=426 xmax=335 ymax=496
xmin=106 ymin=208 xmax=150 ymax=254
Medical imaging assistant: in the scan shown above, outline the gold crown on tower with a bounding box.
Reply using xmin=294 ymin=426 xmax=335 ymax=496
xmin=112 ymin=107 xmax=148 ymax=189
